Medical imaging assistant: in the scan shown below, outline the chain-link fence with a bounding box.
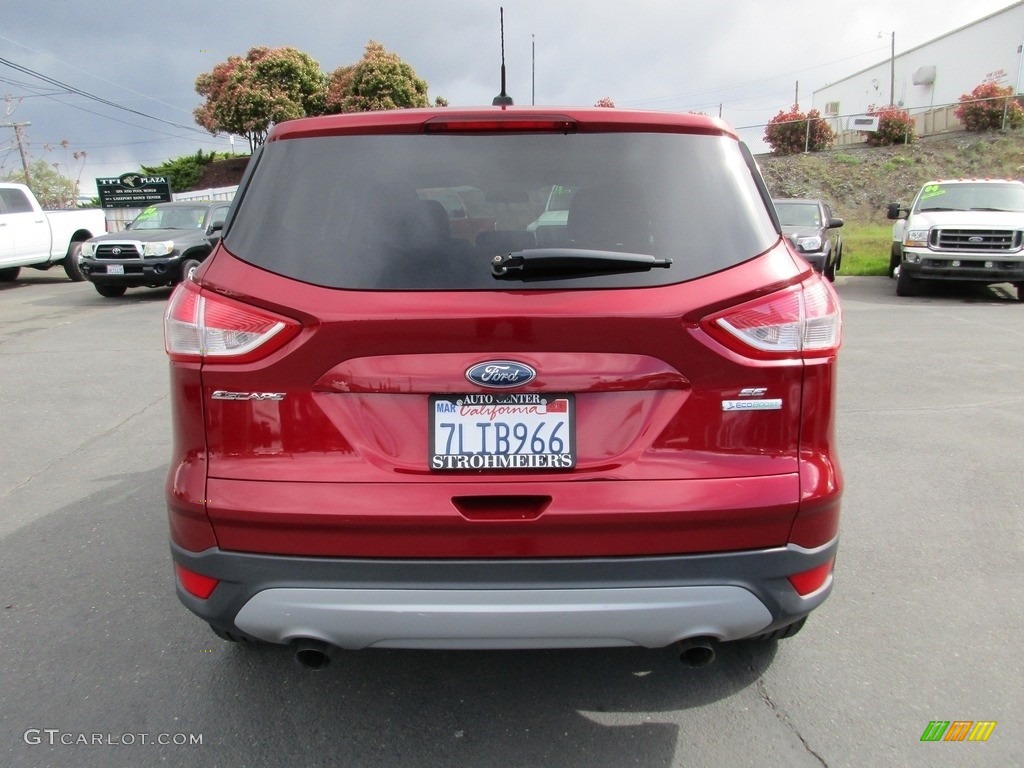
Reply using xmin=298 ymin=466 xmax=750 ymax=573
xmin=736 ymin=93 xmax=1024 ymax=154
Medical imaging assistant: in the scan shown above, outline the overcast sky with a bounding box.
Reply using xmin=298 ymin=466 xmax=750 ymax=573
xmin=1 ymin=0 xmax=1017 ymax=196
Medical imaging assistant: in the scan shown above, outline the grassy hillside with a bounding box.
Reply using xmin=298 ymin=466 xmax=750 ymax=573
xmin=759 ymin=130 xmax=1024 ymax=223
xmin=759 ymin=130 xmax=1024 ymax=274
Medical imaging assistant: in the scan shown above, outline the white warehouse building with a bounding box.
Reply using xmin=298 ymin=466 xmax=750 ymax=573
xmin=812 ymin=1 xmax=1024 ymax=138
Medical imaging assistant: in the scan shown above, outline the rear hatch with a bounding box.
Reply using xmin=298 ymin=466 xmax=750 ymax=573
xmin=167 ymin=110 xmax=837 ymax=559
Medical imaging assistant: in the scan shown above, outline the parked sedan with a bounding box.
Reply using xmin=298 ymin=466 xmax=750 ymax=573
xmin=773 ymin=198 xmax=844 ymax=281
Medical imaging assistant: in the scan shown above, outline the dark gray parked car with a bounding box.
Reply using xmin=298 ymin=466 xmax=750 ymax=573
xmin=773 ymin=198 xmax=844 ymax=281
xmin=80 ymin=201 xmax=230 ymax=297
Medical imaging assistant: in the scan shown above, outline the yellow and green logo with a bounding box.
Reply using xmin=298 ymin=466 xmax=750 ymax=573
xmin=920 ymin=721 xmax=996 ymax=742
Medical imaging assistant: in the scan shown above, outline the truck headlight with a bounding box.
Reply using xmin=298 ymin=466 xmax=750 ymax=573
xmin=796 ymin=236 xmax=822 ymax=251
xmin=143 ymin=240 xmax=174 ymax=257
xmin=904 ymin=229 xmax=929 ymax=248
xmin=81 ymin=242 xmax=95 ymax=257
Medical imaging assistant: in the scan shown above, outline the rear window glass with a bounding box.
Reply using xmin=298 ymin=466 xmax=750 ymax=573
xmin=0 ymin=187 xmax=34 ymax=214
xmin=775 ymin=202 xmax=822 ymax=228
xmin=225 ymin=132 xmax=777 ymax=290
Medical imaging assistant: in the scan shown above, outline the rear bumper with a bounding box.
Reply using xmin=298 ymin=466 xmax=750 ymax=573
xmin=171 ymin=538 xmax=837 ymax=649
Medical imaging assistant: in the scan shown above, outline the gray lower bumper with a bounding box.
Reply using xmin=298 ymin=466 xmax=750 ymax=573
xmin=234 ymin=585 xmax=774 ymax=649
xmin=171 ymin=539 xmax=837 ymax=650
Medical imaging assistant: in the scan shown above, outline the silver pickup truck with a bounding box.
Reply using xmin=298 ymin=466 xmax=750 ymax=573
xmin=887 ymin=179 xmax=1024 ymax=300
xmin=0 ymin=182 xmax=107 ymax=283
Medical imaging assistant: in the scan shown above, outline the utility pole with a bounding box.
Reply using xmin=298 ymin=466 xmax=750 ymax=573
xmin=879 ymin=31 xmax=895 ymax=106
xmin=532 ymin=34 xmax=535 ymax=105
xmin=795 ymin=81 xmax=799 ymax=108
xmin=1 ymin=121 xmax=32 ymax=188
xmin=889 ymin=31 xmax=896 ymax=106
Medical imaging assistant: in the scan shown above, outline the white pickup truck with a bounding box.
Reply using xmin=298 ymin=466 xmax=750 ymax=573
xmin=887 ymin=179 xmax=1024 ymax=300
xmin=0 ymin=182 xmax=107 ymax=283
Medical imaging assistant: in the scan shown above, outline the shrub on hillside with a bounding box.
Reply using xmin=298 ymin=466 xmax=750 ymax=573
xmin=764 ymin=106 xmax=835 ymax=155
xmin=864 ymin=105 xmax=915 ymax=146
xmin=955 ymin=83 xmax=1024 ymax=131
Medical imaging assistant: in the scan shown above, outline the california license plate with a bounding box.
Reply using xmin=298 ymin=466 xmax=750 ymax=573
xmin=429 ymin=393 xmax=575 ymax=471
xmin=106 ymin=264 xmax=124 ymax=275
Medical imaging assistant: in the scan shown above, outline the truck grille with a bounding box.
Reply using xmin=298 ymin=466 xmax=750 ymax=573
xmin=95 ymin=243 xmax=142 ymax=259
xmin=932 ymin=229 xmax=1021 ymax=252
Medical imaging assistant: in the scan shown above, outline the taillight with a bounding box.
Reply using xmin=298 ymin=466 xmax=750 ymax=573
xmin=174 ymin=563 xmax=219 ymax=599
xmin=164 ymin=280 xmax=300 ymax=363
xmin=423 ymin=116 xmax=578 ymax=133
xmin=702 ymin=276 xmax=841 ymax=360
xmin=787 ymin=559 xmax=834 ymax=597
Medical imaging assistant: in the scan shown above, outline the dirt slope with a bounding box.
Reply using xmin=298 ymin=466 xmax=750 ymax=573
xmin=758 ymin=131 xmax=1024 ymax=222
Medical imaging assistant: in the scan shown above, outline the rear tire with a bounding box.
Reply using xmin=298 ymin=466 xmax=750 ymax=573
xmin=743 ymin=616 xmax=807 ymax=643
xmin=63 ymin=242 xmax=86 ymax=282
xmin=896 ymin=268 xmax=918 ymax=297
xmin=179 ymin=257 xmax=202 ymax=283
xmin=94 ymin=283 xmax=127 ymax=298
xmin=824 ymin=255 xmax=837 ymax=282
xmin=210 ymin=623 xmax=264 ymax=645
xmin=0 ymin=266 xmax=20 ymax=282
xmin=1017 ymin=283 xmax=1024 ymax=302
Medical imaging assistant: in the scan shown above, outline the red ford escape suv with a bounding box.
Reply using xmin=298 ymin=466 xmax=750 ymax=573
xmin=164 ymin=107 xmax=842 ymax=669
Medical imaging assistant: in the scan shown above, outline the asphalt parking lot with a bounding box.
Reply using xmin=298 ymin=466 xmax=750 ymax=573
xmin=0 ymin=273 xmax=1021 ymax=768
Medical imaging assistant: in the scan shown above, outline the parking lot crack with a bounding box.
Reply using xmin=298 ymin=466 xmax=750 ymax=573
xmin=0 ymin=393 xmax=168 ymax=504
xmin=754 ymin=676 xmax=828 ymax=768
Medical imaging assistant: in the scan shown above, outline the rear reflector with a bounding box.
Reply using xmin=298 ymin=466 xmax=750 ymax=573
xmin=164 ymin=280 xmax=300 ymax=363
xmin=787 ymin=559 xmax=834 ymax=596
xmin=174 ymin=563 xmax=219 ymax=600
xmin=702 ymin=276 xmax=841 ymax=360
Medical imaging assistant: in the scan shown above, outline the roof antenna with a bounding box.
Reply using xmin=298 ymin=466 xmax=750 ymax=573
xmin=492 ymin=7 xmax=514 ymax=107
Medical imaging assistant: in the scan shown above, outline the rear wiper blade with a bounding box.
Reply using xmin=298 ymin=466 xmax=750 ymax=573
xmin=491 ymin=248 xmax=672 ymax=279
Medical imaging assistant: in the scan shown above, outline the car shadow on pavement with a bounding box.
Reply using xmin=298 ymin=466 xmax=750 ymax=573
xmin=2 ymin=465 xmax=782 ymax=768
xmin=835 ymin=275 xmax=1020 ymax=306
xmin=207 ymin=638 xmax=779 ymax=767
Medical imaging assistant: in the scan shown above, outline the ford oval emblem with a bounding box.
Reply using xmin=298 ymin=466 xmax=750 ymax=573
xmin=968 ymin=236 xmax=984 ymax=243
xmin=466 ymin=360 xmax=536 ymax=389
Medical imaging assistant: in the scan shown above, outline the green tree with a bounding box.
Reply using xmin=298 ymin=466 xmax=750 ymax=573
xmin=764 ymin=106 xmax=835 ymax=155
xmin=140 ymin=149 xmax=237 ymax=193
xmin=194 ymin=46 xmax=327 ymax=151
xmin=325 ymin=41 xmax=439 ymax=113
xmin=955 ymin=83 xmax=1024 ymax=131
xmin=4 ymin=159 xmax=78 ymax=208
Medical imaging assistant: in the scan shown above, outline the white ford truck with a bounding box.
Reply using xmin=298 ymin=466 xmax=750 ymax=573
xmin=0 ymin=182 xmax=107 ymax=283
xmin=887 ymin=179 xmax=1024 ymax=300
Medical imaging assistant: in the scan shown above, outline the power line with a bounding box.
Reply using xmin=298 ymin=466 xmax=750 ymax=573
xmin=0 ymin=55 xmax=209 ymax=135
xmin=0 ymin=33 xmax=195 ymax=117
xmin=620 ymin=45 xmax=890 ymax=110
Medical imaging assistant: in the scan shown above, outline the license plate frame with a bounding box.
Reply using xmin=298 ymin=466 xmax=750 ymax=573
xmin=105 ymin=264 xmax=125 ymax=275
xmin=429 ymin=393 xmax=575 ymax=471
